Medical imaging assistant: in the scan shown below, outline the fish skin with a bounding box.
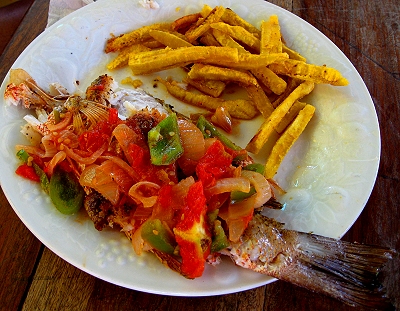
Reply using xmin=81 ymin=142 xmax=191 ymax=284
xmin=229 ymin=213 xmax=395 ymax=309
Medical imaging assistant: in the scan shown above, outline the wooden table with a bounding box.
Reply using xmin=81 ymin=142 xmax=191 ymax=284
xmin=0 ymin=1 xmax=399 ymax=310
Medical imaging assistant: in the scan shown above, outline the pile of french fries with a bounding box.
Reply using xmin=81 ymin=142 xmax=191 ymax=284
xmin=104 ymin=5 xmax=349 ymax=179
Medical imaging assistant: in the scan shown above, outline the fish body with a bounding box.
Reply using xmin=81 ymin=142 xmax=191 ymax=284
xmin=229 ymin=213 xmax=395 ymax=309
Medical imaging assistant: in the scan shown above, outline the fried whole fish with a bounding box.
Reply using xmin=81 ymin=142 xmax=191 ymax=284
xmin=227 ymin=213 xmax=395 ymax=309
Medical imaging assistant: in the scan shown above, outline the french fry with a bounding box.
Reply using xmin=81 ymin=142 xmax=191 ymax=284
xmin=103 ymin=4 xmax=350 ymax=180
xmin=107 ymin=44 xmax=151 ymax=70
xmin=271 ymin=77 xmax=301 ymax=108
xmin=264 ymin=104 xmax=315 ymax=179
xmin=128 ymin=46 xmax=239 ymax=75
xmin=157 ymin=78 xmax=259 ymax=120
xmin=245 ymin=84 xmax=275 ymax=118
xmin=187 ymin=64 xmax=259 ymax=87
xmin=269 ymin=59 xmax=349 ymax=86
xmin=185 ymin=6 xmax=225 ymax=43
xmin=219 ymin=52 xmax=289 ymax=70
xmin=212 ymin=29 xmax=248 ymax=53
xmin=275 ymin=100 xmax=306 ymax=133
xmin=185 ymin=78 xmax=226 ymax=98
xmin=211 ymin=28 xmax=287 ymax=95
xmin=199 ymin=31 xmax=221 ymax=46
xmin=149 ymin=30 xmax=193 ymax=48
xmin=221 ymin=8 xmax=261 ymax=38
xmin=246 ymin=81 xmax=315 ymax=154
xmin=251 ymin=67 xmax=287 ymax=95
xmin=140 ymin=40 xmax=165 ymax=49
xmin=260 ymin=15 xmax=282 ymax=54
xmin=282 ymin=44 xmax=307 ymax=62
xmin=210 ymin=22 xmax=261 ymax=53
xmin=171 ymin=13 xmax=202 ymax=33
xmin=105 ymin=23 xmax=171 ymax=53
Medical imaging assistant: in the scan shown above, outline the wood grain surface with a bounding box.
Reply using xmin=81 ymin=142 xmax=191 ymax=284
xmin=0 ymin=1 xmax=399 ymax=310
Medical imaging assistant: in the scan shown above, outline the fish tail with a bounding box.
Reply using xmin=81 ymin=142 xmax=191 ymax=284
xmin=279 ymin=232 xmax=395 ymax=309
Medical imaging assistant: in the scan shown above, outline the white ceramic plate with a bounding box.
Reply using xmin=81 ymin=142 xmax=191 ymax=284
xmin=0 ymin=0 xmax=380 ymax=296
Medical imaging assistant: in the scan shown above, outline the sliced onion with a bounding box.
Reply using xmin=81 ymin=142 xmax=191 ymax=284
xmin=80 ymin=163 xmax=120 ymax=205
xmin=56 ymin=129 xmax=79 ymax=148
xmin=205 ymin=177 xmax=251 ymax=197
xmin=45 ymin=151 xmax=66 ymax=176
xmin=241 ymin=170 xmax=272 ymax=208
xmin=210 ymin=106 xmax=232 ymax=133
xmin=112 ymin=123 xmax=139 ymax=164
xmin=177 ymin=119 xmax=205 ymax=175
xmin=131 ymin=225 xmax=145 ymax=255
xmin=46 ymin=111 xmax=72 ymax=132
xmin=41 ymin=135 xmax=58 ymax=158
xmin=100 ymin=155 xmax=140 ymax=181
xmin=129 ymin=181 xmax=161 ymax=207
xmin=15 ymin=144 xmax=45 ymax=158
xmin=63 ymin=143 xmax=106 ymax=165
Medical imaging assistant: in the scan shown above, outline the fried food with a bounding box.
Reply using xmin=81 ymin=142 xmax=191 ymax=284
xmin=104 ymin=4 xmax=350 ymax=179
xmin=157 ymin=78 xmax=258 ymax=120
xmin=269 ymin=59 xmax=349 ymax=86
xmin=187 ymin=64 xmax=259 ymax=87
xmin=246 ymin=81 xmax=315 ymax=154
xmin=128 ymin=46 xmax=239 ymax=75
xmin=264 ymin=104 xmax=315 ymax=178
xmin=105 ymin=23 xmax=171 ymax=53
xmin=260 ymin=15 xmax=282 ymax=54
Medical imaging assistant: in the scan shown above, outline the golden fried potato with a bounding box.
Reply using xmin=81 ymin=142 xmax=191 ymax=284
xmin=264 ymin=104 xmax=315 ymax=179
xmin=149 ymin=30 xmax=193 ymax=48
xmin=171 ymin=13 xmax=202 ymax=33
xmin=185 ymin=78 xmax=226 ymax=98
xmin=210 ymin=22 xmax=261 ymax=53
xmin=269 ymin=59 xmax=349 ymax=86
xmin=185 ymin=6 xmax=225 ymax=43
xmin=282 ymin=44 xmax=307 ymax=62
xmin=105 ymin=23 xmax=171 ymax=53
xmin=128 ymin=46 xmax=239 ymax=75
xmin=260 ymin=15 xmax=282 ymax=54
xmin=187 ymin=64 xmax=259 ymax=86
xmin=221 ymin=8 xmax=261 ymax=38
xmin=246 ymin=81 xmax=315 ymax=154
xmin=245 ymin=84 xmax=275 ymax=118
xmin=275 ymin=100 xmax=306 ymax=133
xmin=107 ymin=44 xmax=151 ymax=70
xmin=158 ymin=78 xmax=259 ymax=119
xmin=212 ymin=29 xmax=248 ymax=53
xmin=251 ymin=66 xmax=287 ymax=95
xmin=219 ymin=52 xmax=289 ymax=70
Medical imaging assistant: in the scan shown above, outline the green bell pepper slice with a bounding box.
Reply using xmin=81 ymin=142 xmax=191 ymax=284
xmin=148 ymin=113 xmax=183 ymax=165
xmin=17 ymin=149 xmax=50 ymax=194
xmin=49 ymin=167 xmax=85 ymax=215
xmin=141 ymin=218 xmax=176 ymax=255
xmin=196 ymin=115 xmax=242 ymax=151
xmin=211 ymin=219 xmax=229 ymax=253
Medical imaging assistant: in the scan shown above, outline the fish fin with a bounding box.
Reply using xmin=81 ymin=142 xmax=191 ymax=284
xmin=284 ymin=232 xmax=396 ymax=309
